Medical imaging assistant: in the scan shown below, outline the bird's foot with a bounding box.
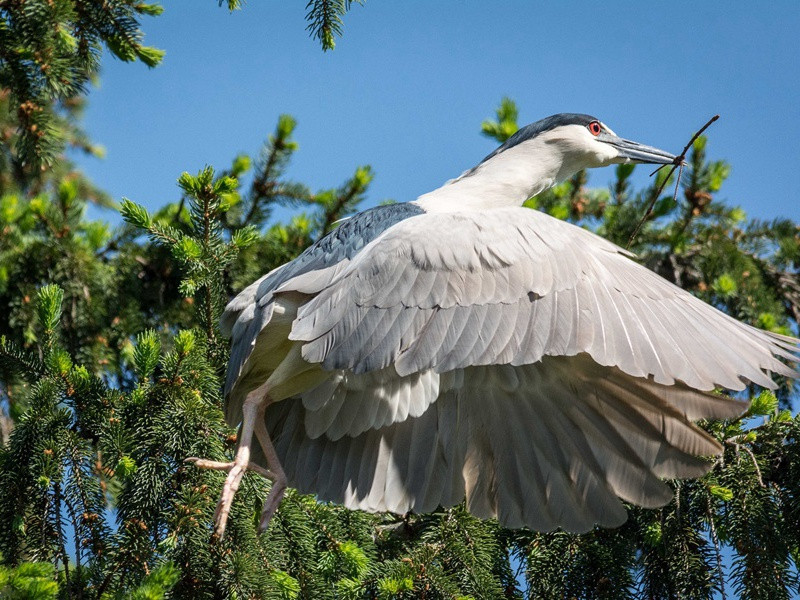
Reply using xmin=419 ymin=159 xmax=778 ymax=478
xmin=184 ymin=457 xmax=275 ymax=479
xmin=258 ymin=474 xmax=287 ymax=533
xmin=184 ymin=456 xmax=286 ymax=537
xmin=183 ymin=390 xmax=288 ymax=538
xmin=184 ymin=456 xmax=248 ymax=537
xmin=184 ymin=456 xmax=261 ymax=538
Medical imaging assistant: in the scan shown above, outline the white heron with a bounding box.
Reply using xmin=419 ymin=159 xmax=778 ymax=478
xmin=187 ymin=114 xmax=799 ymax=537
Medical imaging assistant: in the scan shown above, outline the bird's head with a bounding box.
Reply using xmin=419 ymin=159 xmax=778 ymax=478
xmin=422 ymin=113 xmax=681 ymax=211
xmin=478 ymin=113 xmax=679 ymax=176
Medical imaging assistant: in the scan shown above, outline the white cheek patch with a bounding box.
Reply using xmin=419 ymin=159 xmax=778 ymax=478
xmin=593 ymin=141 xmax=620 ymax=166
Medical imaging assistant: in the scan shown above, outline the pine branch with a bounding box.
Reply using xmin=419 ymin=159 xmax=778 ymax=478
xmin=304 ymin=0 xmax=362 ymax=51
xmin=0 ymin=0 xmax=165 ymax=166
xmin=316 ymin=165 xmax=372 ymax=238
xmin=0 ymin=335 xmax=45 ymax=382
xmin=241 ymin=115 xmax=305 ymax=228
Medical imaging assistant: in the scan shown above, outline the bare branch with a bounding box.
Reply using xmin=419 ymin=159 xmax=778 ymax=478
xmin=627 ymin=115 xmax=720 ymax=249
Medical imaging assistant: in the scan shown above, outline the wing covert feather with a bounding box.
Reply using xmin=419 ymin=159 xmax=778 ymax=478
xmin=289 ymin=207 xmax=798 ymax=389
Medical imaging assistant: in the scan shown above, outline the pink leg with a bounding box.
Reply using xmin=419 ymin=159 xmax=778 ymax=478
xmin=254 ymin=409 xmax=287 ymax=532
xmin=186 ymin=384 xmax=289 ymax=537
xmin=209 ymin=396 xmax=261 ymax=537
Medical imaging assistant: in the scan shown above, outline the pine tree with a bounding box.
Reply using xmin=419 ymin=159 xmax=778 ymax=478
xmin=0 ymin=0 xmax=165 ymax=171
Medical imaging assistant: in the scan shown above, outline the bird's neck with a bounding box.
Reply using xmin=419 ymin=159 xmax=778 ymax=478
xmin=413 ymin=139 xmax=578 ymax=212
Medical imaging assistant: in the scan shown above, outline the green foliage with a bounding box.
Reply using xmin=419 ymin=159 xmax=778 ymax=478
xmin=133 ymin=330 xmax=160 ymax=381
xmin=481 ymin=96 xmax=519 ymax=143
xmin=127 ymin=563 xmax=180 ymax=600
xmin=35 ymin=285 xmax=63 ymax=341
xmin=271 ymin=569 xmax=300 ymax=598
xmin=0 ymin=560 xmax=59 ymax=599
xmin=120 ymin=199 xmax=152 ymax=230
xmin=0 ymin=0 xmax=164 ymax=167
xmin=305 ymin=0 xmax=364 ymax=51
xmin=750 ymin=389 xmax=779 ymax=417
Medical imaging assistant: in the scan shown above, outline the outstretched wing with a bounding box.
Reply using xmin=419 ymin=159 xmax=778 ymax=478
xmin=287 ymin=206 xmax=798 ymax=391
xmin=264 ymin=355 xmax=749 ymax=532
xmin=248 ymin=205 xmax=798 ymax=530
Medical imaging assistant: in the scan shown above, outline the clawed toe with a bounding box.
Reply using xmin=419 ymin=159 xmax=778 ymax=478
xmin=258 ymin=476 xmax=287 ymax=533
xmin=184 ymin=457 xmax=234 ymax=471
xmin=185 ymin=456 xmax=275 ymax=480
xmin=186 ymin=454 xmax=284 ymax=538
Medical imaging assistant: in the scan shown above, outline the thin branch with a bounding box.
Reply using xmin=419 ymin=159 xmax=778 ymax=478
xmin=245 ymin=167 xmax=278 ymax=227
xmin=96 ymin=557 xmax=124 ymax=598
xmin=244 ymin=134 xmax=287 ymax=227
xmin=706 ymin=497 xmax=726 ymax=600
xmin=626 ymin=115 xmax=720 ymax=249
xmin=54 ymin=482 xmax=73 ymax=599
xmin=200 ymin=191 xmax=216 ymax=348
xmin=742 ymin=445 xmax=766 ymax=488
xmin=726 ymin=438 xmax=766 ymax=488
xmin=318 ymin=184 xmax=360 ymax=239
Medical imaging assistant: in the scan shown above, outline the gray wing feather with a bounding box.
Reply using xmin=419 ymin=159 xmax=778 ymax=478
xmin=221 ymin=203 xmax=426 ymax=422
xmin=301 ymin=367 xmax=441 ymax=440
xmin=290 ymin=207 xmax=798 ymax=391
xmin=261 ymin=355 xmax=747 ymax=532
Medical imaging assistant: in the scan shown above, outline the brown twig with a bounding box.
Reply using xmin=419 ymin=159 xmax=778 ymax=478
xmin=626 ymin=114 xmax=720 ymax=249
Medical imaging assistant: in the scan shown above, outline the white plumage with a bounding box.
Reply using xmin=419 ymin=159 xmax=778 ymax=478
xmin=190 ymin=114 xmax=800 ymax=537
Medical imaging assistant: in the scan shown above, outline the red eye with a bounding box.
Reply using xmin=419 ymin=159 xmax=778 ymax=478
xmin=588 ymin=121 xmax=602 ymax=136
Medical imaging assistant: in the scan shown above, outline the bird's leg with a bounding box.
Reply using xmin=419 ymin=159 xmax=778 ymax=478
xmin=184 ymin=380 xmax=289 ymax=535
xmin=184 ymin=386 xmax=271 ymax=538
xmin=253 ymin=407 xmax=287 ymax=533
xmin=211 ymin=392 xmax=266 ymax=537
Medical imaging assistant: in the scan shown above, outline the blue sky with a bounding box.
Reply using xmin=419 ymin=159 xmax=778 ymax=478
xmin=76 ymin=2 xmax=800 ymax=224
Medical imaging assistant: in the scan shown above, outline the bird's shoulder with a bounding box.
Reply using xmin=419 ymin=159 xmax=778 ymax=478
xmin=276 ymin=202 xmax=428 ymax=290
xmin=308 ymin=202 xmax=427 ymax=260
xmin=340 ymin=205 xmax=627 ymax=275
xmin=221 ymin=202 xmax=427 ymax=333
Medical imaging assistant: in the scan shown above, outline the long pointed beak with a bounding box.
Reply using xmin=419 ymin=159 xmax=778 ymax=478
xmin=600 ymin=133 xmax=680 ymax=165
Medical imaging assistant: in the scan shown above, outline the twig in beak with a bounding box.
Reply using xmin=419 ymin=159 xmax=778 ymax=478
xmin=626 ymin=114 xmax=720 ymax=249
